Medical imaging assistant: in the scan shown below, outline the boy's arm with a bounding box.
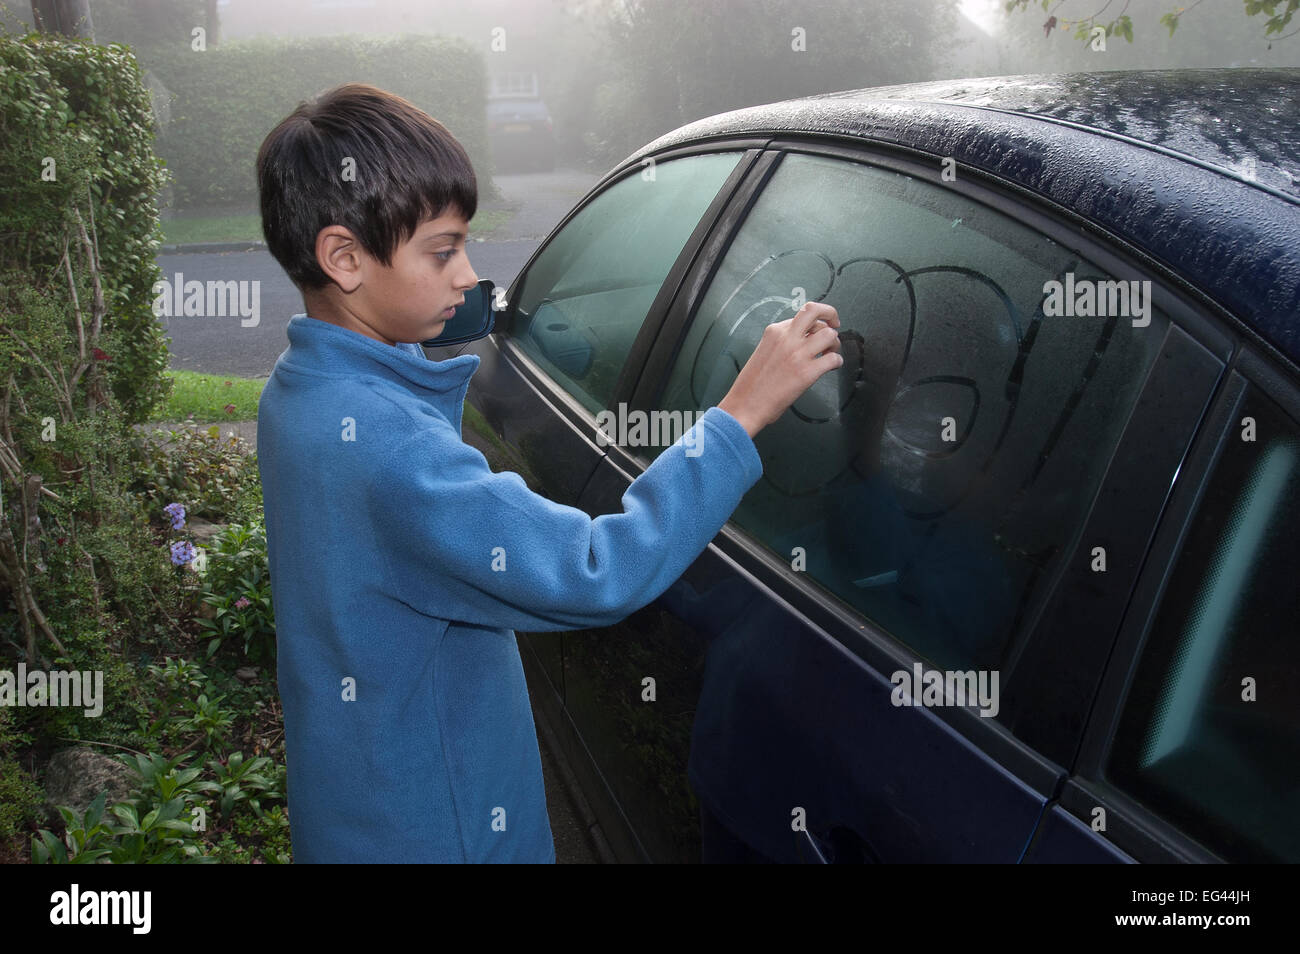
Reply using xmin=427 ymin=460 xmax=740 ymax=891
xmin=369 ymin=405 xmax=762 ymax=632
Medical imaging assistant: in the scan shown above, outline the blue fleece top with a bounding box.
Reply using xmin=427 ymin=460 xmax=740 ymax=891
xmin=256 ymin=315 xmax=763 ymax=862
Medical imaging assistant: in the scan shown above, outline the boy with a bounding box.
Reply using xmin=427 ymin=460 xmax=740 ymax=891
xmin=255 ymin=83 xmax=842 ymax=862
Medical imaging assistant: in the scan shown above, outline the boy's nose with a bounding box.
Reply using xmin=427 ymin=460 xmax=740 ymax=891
xmin=459 ymin=257 xmax=478 ymax=291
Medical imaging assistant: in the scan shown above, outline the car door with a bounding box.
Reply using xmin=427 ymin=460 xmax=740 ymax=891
xmin=457 ymin=145 xmax=764 ymax=859
xmin=1025 ymin=348 xmax=1300 ymax=864
xmin=577 ymin=141 xmax=1231 ymax=862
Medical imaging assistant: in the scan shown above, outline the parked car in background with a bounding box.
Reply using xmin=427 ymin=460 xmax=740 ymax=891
xmin=487 ymin=72 xmax=556 ymax=173
xmin=431 ymin=69 xmax=1300 ymax=863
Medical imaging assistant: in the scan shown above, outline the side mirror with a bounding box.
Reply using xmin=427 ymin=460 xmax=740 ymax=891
xmin=422 ymin=278 xmax=497 ymax=347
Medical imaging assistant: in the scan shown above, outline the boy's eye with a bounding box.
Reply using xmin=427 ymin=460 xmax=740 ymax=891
xmin=434 ymin=249 xmax=456 ymax=262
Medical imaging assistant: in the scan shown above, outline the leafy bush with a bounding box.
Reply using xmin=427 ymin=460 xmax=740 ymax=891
xmin=132 ymin=424 xmax=260 ymax=522
xmin=2 ymin=33 xmax=178 ymax=687
xmin=206 ymin=751 xmax=284 ymax=820
xmin=172 ymin=692 xmax=235 ymax=752
xmin=34 ymin=744 xmax=288 ymax=864
xmin=0 ymin=709 xmax=43 ymax=842
xmin=0 ymin=33 xmax=171 ymax=424
xmin=211 ymin=805 xmax=291 ymax=864
xmin=32 ymin=787 xmax=211 ymax=864
xmin=196 ymin=518 xmax=275 ymax=663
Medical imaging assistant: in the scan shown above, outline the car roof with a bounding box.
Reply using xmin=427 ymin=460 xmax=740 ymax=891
xmin=626 ymin=70 xmax=1300 ymax=369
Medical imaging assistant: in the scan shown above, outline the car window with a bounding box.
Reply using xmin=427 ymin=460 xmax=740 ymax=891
xmin=654 ymin=151 xmax=1166 ymax=677
xmin=1106 ymin=385 xmax=1300 ymax=862
xmin=507 ymin=152 xmax=742 ymax=414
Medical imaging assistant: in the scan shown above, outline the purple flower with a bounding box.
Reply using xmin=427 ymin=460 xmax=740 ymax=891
xmin=169 ymin=540 xmax=196 ymax=566
xmin=163 ymin=502 xmax=186 ymax=530
xmin=234 ymin=596 xmax=251 ymax=609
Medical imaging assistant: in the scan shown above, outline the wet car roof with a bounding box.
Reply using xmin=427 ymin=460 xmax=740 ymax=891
xmin=626 ymin=70 xmax=1300 ymax=368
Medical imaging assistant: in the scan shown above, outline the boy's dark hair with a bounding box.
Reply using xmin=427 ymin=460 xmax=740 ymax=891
xmin=257 ymin=83 xmax=477 ymax=289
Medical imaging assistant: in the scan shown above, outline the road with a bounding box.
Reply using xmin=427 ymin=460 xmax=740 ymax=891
xmin=159 ymin=168 xmax=599 ymax=379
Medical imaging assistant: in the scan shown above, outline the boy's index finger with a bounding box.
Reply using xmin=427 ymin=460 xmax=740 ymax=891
xmin=793 ymin=300 xmax=840 ymax=334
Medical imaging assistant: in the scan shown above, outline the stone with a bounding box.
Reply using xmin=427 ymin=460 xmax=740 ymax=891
xmin=41 ymin=746 xmax=136 ymax=827
xmin=185 ymin=518 xmax=224 ymax=547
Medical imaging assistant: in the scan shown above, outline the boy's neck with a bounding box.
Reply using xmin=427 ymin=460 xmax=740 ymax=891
xmin=302 ymin=287 xmax=397 ymax=347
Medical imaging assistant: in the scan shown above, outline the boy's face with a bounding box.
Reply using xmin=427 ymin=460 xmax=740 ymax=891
xmin=330 ymin=207 xmax=479 ymax=346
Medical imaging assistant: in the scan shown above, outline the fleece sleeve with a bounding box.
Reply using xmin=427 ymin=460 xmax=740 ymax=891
xmin=369 ymin=405 xmax=763 ymax=632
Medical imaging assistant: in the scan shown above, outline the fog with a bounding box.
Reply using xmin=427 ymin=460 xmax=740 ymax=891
xmin=3 ymin=0 xmax=1296 ymax=176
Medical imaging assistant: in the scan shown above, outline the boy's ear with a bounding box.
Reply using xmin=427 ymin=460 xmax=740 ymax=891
xmin=315 ymin=225 xmax=366 ymax=292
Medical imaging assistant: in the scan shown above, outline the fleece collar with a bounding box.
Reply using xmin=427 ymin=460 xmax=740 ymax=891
xmin=280 ymin=314 xmax=480 ymax=396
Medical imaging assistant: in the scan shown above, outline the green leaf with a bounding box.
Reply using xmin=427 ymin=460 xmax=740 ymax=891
xmin=69 ymin=848 xmax=113 ymax=863
xmin=84 ymin=791 xmax=107 ymax=830
xmin=156 ymin=819 xmax=197 ymax=833
xmin=111 ymin=803 xmax=139 ymax=828
xmin=156 ymin=797 xmax=185 ymax=823
xmin=175 ymin=767 xmax=203 ymax=786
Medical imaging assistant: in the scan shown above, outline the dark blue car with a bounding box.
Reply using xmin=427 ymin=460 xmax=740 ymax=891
xmin=430 ymin=69 xmax=1300 ymax=863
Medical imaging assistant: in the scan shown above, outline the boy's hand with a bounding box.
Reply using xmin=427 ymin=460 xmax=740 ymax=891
xmin=717 ymin=301 xmax=843 ymax=438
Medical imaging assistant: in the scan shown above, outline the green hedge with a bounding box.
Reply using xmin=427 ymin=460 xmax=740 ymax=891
xmin=149 ymin=34 xmax=490 ymax=209
xmin=0 ymin=33 xmax=170 ymax=424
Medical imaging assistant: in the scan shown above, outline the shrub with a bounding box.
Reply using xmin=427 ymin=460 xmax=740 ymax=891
xmin=196 ymin=518 xmax=275 ymax=663
xmin=132 ymin=424 xmax=260 ymax=522
xmin=0 ymin=34 xmax=171 ymax=424
xmin=0 ymin=709 xmax=43 ymax=842
xmin=147 ymin=33 xmax=491 ymax=209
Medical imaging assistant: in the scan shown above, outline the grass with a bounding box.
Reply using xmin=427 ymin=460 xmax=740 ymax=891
xmin=161 ymin=208 xmax=515 ymax=246
xmin=162 ymin=214 xmax=262 ymax=246
xmin=467 ymin=209 xmax=513 ymax=236
xmin=154 ymin=370 xmax=265 ymax=422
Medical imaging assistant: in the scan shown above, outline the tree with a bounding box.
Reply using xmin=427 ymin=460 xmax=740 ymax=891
xmin=29 ymin=0 xmax=92 ymax=38
xmin=1005 ymin=0 xmax=1298 ymax=47
xmin=88 ymin=0 xmax=214 ymax=52
xmin=587 ymin=0 xmax=965 ymax=164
